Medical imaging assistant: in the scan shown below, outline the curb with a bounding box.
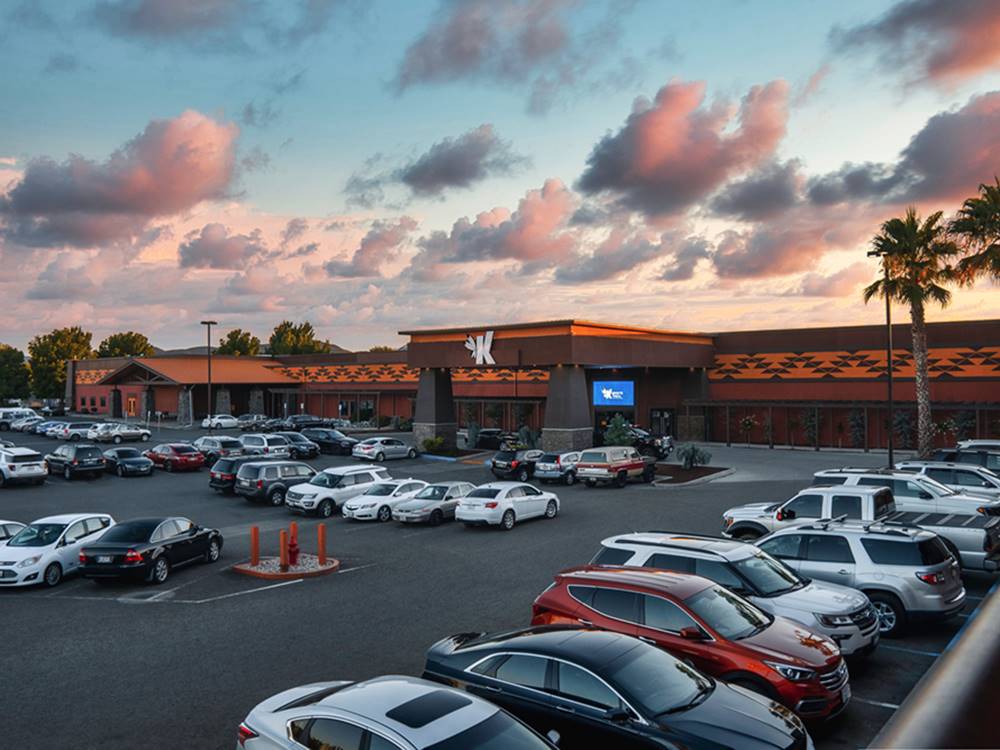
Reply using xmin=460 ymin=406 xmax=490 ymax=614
xmin=651 ymin=467 xmax=735 ymax=488
xmin=232 ymin=556 xmax=341 ymax=580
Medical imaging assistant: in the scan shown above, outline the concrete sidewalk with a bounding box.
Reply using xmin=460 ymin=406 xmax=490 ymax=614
xmin=697 ymin=443 xmax=914 ymax=483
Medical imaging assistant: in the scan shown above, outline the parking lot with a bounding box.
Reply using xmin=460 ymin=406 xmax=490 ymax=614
xmin=2 ymin=423 xmax=995 ymax=749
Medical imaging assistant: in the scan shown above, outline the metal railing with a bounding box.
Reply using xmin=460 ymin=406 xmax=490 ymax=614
xmin=871 ymin=580 xmax=1000 ymax=748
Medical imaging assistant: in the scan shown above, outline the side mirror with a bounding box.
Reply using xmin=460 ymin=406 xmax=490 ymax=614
xmin=679 ymin=626 xmax=705 ymax=641
xmin=604 ymin=708 xmax=631 ymax=723
xmin=546 ymin=729 xmax=561 ymax=747
xmin=777 ymin=508 xmax=796 ymax=521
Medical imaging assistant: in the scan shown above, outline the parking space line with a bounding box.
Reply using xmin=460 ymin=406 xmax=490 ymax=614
xmin=878 ymin=644 xmax=941 ymax=657
xmin=178 ymin=578 xmax=302 ymax=604
xmin=852 ymin=697 xmax=900 ymax=710
xmin=336 ymin=564 xmax=377 ymax=574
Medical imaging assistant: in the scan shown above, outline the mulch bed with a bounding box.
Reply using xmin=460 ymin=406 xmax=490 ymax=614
xmin=654 ymin=464 xmax=728 ymax=483
xmin=232 ymin=553 xmax=340 ymax=580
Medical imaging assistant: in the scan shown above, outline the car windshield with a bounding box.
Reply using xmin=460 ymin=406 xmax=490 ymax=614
xmin=173 ymin=446 xmax=198 ymax=454
xmin=580 ymin=451 xmax=606 ymax=462
xmin=731 ymin=552 xmax=803 ymax=596
xmin=606 ymin=645 xmax=709 ymax=717
xmin=425 ymin=710 xmax=550 ymax=750
xmin=99 ymin=521 xmax=159 ymax=543
xmin=77 ymin=448 xmax=102 ymax=459
xmin=115 ymin=449 xmax=141 ymax=459
xmin=8 ymin=523 xmax=66 ymax=547
xmin=915 ymin=475 xmax=957 ymax=496
xmin=309 ymin=473 xmax=341 ymax=488
xmin=364 ymin=484 xmax=396 ymax=496
xmin=685 ymin=585 xmax=771 ymax=640
xmin=329 ymin=430 xmax=348 ymax=440
xmin=467 ymin=488 xmax=501 ymax=499
xmin=213 ymin=459 xmax=236 ymax=472
xmin=415 ymin=485 xmax=449 ymax=500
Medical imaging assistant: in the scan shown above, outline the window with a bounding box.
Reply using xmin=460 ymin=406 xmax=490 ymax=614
xmin=591 ymin=587 xmax=640 ymax=623
xmin=281 ymin=465 xmax=298 ymax=478
xmin=354 ymin=473 xmax=373 ymax=485
xmin=99 ymin=396 xmax=106 ymax=407
xmin=861 ymin=538 xmax=950 ymax=566
xmin=368 ymin=735 xmax=401 ymax=750
xmin=494 ymin=654 xmax=548 ymax=690
xmin=693 ymin=559 xmax=746 ymax=591
xmin=63 ymin=521 xmax=87 ymax=544
xmin=568 ymin=585 xmax=595 ymax=607
xmin=820 ymin=475 xmax=848 ymax=485
xmin=506 ymin=487 xmax=524 ymax=499
xmin=469 ymin=654 xmax=507 ymax=677
xmin=956 ymin=470 xmax=990 ymax=488
xmin=263 ymin=466 xmax=279 ymax=480
xmin=831 ymin=495 xmax=863 ymax=520
xmin=400 ymin=483 xmax=422 ymax=494
xmin=297 ymin=465 xmax=313 ymax=477
xmin=642 ymin=595 xmax=698 ymax=633
xmin=152 ymin=522 xmax=175 ymax=542
xmin=556 ymin=662 xmax=622 ymax=710
xmin=926 ymin=468 xmax=954 ymax=485
xmin=89 ymin=397 xmax=96 ymax=407
xmin=685 ymin=586 xmax=770 ymax=640
xmin=173 ymin=519 xmax=193 ymax=534
xmin=299 ymin=718 xmax=365 ymax=750
xmin=803 ymin=535 xmax=854 ymax=563
xmin=80 ymin=397 xmax=86 ymax=408
xmin=759 ymin=534 xmax=803 ymax=560
xmin=522 ymin=486 xmax=541 ymax=496
xmin=590 ymin=547 xmax=634 ymax=566
xmin=783 ymin=494 xmax=823 ymax=519
xmin=83 ymin=517 xmax=107 ymax=535
xmin=859 ymin=477 xmax=892 ymax=489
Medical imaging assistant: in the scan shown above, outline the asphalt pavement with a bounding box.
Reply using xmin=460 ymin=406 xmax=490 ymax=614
xmin=0 ymin=424 xmax=993 ymax=749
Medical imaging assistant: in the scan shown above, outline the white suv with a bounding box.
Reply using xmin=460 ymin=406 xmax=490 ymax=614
xmin=285 ymin=464 xmax=391 ymax=517
xmin=343 ymin=479 xmax=429 ymax=522
xmin=0 ymin=447 xmax=47 ymax=488
xmin=813 ymin=468 xmax=1000 ymax=514
xmin=0 ymin=408 xmax=38 ymax=431
xmin=895 ymin=461 xmax=1000 ymax=499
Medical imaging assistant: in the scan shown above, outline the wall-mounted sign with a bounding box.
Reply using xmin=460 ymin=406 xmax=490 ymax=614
xmin=465 ymin=330 xmax=495 ymax=365
xmin=592 ymin=380 xmax=634 ymax=407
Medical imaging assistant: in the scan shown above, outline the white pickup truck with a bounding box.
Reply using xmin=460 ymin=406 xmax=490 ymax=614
xmin=722 ymin=484 xmax=1000 ymax=572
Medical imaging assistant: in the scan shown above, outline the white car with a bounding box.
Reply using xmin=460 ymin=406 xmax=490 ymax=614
xmin=957 ymin=439 xmax=1000 ymax=451
xmin=0 ymin=408 xmax=38 ymax=431
xmin=456 ymin=482 xmax=560 ymax=531
xmin=896 ymin=460 xmax=1000 ymax=499
xmin=352 ymin=437 xmax=417 ymax=462
xmin=342 ymin=479 xmax=428 ymax=522
xmin=202 ymin=414 xmax=239 ymax=429
xmin=0 ymin=447 xmax=47 ymax=488
xmin=285 ymin=465 xmax=392 ymax=517
xmin=0 ymin=520 xmax=26 ymax=544
xmin=0 ymin=513 xmax=114 ymax=587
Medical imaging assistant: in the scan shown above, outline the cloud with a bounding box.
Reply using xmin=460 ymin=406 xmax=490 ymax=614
xmin=25 ymin=254 xmax=98 ymax=300
xmin=830 ymin=0 xmax=1000 ymax=86
xmin=808 ymin=90 xmax=1000 ymax=206
xmin=325 ymin=216 xmax=418 ymax=277
xmin=554 ymin=228 xmax=667 ymax=284
xmin=280 ymin=218 xmax=308 ymax=246
xmin=711 ymin=160 xmax=803 ymax=221
xmin=241 ymin=100 xmax=279 ymax=128
xmin=660 ymin=235 xmax=712 ymax=281
xmin=92 ymin=0 xmax=244 ymax=39
xmin=794 ymin=64 xmax=830 ymax=106
xmin=6 ymin=2 xmax=56 ymax=30
xmin=793 ymin=262 xmax=872 ymax=297
xmin=577 ymin=79 xmax=789 ymax=218
xmin=178 ymin=223 xmax=267 ymax=269
xmin=0 ymin=110 xmax=239 ymax=248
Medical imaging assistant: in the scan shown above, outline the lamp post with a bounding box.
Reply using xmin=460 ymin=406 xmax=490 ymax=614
xmin=867 ymin=250 xmax=894 ymax=467
xmin=201 ymin=320 xmax=217 ymax=432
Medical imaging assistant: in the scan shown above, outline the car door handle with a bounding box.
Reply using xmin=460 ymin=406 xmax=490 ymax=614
xmin=578 ymin=619 xmax=593 ymax=627
xmin=638 ymin=635 xmax=656 ymax=644
xmin=556 ymin=704 xmax=575 ymax=714
xmin=838 ymin=569 xmax=849 ymax=575
xmin=478 ymin=684 xmax=501 ymax=693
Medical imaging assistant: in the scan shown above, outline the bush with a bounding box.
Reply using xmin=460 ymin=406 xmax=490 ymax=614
xmin=603 ymin=414 xmax=634 ymax=447
xmin=676 ymin=443 xmax=712 ymax=470
xmin=377 ymin=415 xmax=391 ymax=428
xmin=517 ymin=425 xmax=538 ymax=449
xmin=398 ymin=418 xmax=413 ymax=431
xmin=421 ymin=436 xmax=445 ymax=454
xmin=467 ymin=421 xmax=481 ymax=450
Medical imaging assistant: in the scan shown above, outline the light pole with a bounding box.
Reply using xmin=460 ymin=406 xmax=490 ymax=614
xmin=201 ymin=320 xmax=217 ymax=432
xmin=867 ymin=250 xmax=894 ymax=467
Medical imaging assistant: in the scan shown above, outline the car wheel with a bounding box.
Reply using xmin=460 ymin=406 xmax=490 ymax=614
xmin=141 ymin=433 xmax=150 ymax=442
xmin=113 ymin=435 xmax=123 ymax=444
xmin=407 ymin=448 xmax=417 ymax=459
xmin=500 ymin=510 xmax=516 ymax=531
xmin=43 ymin=562 xmax=63 ymax=587
xmin=318 ymin=499 xmax=333 ymax=518
xmin=868 ymin=592 xmax=907 ymax=637
xmin=544 ymin=499 xmax=558 ymax=519
xmin=0 ymin=474 xmax=5 ymax=488
xmin=429 ymin=509 xmax=443 ymax=526
xmin=615 ymin=471 xmax=628 ymax=488
xmin=732 ymin=529 xmax=761 ymax=542
xmin=516 ymin=468 xmax=529 ymax=482
xmin=377 ymin=505 xmax=392 ymax=523
xmin=375 ymin=452 xmax=385 ymax=462
xmin=564 ymin=471 xmax=576 ymax=486
xmin=269 ymin=488 xmax=286 ymax=507
xmin=165 ymin=461 xmax=174 ymax=473
xmin=203 ymin=539 xmax=221 ymax=563
xmin=116 ymin=465 xmax=124 ymax=478
xmin=71 ymin=434 xmax=80 ymax=441
xmin=63 ymin=466 xmax=72 ymax=481
xmin=150 ymin=557 xmax=170 ymax=585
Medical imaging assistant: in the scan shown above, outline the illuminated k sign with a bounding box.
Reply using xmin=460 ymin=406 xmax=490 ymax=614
xmin=465 ymin=330 xmax=495 ymax=365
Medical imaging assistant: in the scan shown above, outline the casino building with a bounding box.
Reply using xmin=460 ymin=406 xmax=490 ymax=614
xmin=67 ymin=317 xmax=1000 ymax=452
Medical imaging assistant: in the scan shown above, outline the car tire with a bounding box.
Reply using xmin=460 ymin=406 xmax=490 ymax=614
xmin=429 ymin=509 xmax=443 ymax=526
xmin=516 ymin=468 xmax=529 ymax=482
xmin=615 ymin=471 xmax=628 ymax=488
xmin=203 ymin=538 xmax=221 ymax=563
xmin=375 ymin=452 xmax=385 ymax=462
xmin=117 ymin=466 xmax=124 ymax=478
xmin=165 ymin=461 xmax=174 ymax=473
xmin=868 ymin=591 xmax=907 ymax=638
xmin=71 ymin=434 xmax=80 ymax=441
xmin=113 ymin=435 xmax=123 ymax=444
xmin=63 ymin=466 xmax=72 ymax=481
xmin=407 ymin=448 xmax=417 ymax=459
xmin=43 ymin=562 xmax=62 ymax=587
xmin=0 ymin=474 xmax=5 ymax=488
xmin=318 ymin=499 xmax=333 ymax=518
xmin=141 ymin=433 xmax=150 ymax=442
xmin=564 ymin=471 xmax=576 ymax=486
xmin=150 ymin=557 xmax=170 ymax=585
xmin=377 ymin=505 xmax=391 ymax=523
xmin=731 ymin=529 xmax=762 ymax=542
xmin=544 ymin=500 xmax=558 ymax=519
xmin=269 ymin=488 xmax=286 ymax=507
xmin=501 ymin=510 xmax=515 ymax=531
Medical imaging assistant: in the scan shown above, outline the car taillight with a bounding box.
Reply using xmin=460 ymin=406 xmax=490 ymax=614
xmin=510 ymin=460 xmax=520 ymax=468
xmin=485 ymin=501 xmax=499 ymax=509
xmin=124 ymin=549 xmax=143 ymax=564
xmin=257 ymin=479 xmax=263 ymax=489
xmin=72 ymin=460 xmax=79 ymax=466
xmin=916 ymin=571 xmax=946 ymax=585
xmin=224 ymin=473 xmax=234 ymax=480
xmin=555 ymin=457 xmax=561 ymax=466
xmin=775 ymin=510 xmax=785 ymax=521
xmin=78 ymin=551 xmax=87 ymax=563
xmin=7 ymin=464 xmax=14 ymax=471
xmin=237 ymin=723 xmax=258 ymax=747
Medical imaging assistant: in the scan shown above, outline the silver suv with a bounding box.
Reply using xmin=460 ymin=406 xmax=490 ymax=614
xmin=894 ymin=461 xmax=1000 ymax=499
xmin=285 ymin=464 xmax=392 ymax=517
xmin=591 ymin=532 xmax=879 ymax=658
xmin=756 ymin=521 xmax=965 ymax=637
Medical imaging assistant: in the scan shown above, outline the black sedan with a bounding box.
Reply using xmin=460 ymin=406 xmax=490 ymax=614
xmin=79 ymin=517 xmax=223 ymax=585
xmin=423 ymin=627 xmax=811 ymax=750
xmin=300 ymin=428 xmax=358 ymax=455
xmin=103 ymin=447 xmax=154 ymax=477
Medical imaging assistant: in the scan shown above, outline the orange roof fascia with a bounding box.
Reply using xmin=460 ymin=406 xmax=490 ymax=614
xmin=407 ymin=321 xmax=712 ymax=346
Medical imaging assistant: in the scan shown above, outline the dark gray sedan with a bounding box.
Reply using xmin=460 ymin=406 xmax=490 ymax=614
xmin=103 ymin=447 xmax=154 ymax=477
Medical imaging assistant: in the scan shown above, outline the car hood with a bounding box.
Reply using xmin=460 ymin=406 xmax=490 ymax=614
xmin=0 ymin=544 xmax=54 ymax=563
xmin=664 ymin=682 xmax=808 ymax=750
xmin=396 ymin=498 xmax=440 ymax=511
xmin=770 ymin=580 xmax=868 ymax=615
xmin=725 ymin=502 xmax=778 ymax=518
xmin=740 ymin=616 xmax=841 ymax=668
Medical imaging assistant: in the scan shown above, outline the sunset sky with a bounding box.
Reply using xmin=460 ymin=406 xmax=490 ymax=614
xmin=2 ymin=0 xmax=1000 ymax=351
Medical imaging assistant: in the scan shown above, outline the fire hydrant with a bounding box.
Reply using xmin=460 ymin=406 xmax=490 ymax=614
xmin=288 ymin=524 xmax=300 ymax=566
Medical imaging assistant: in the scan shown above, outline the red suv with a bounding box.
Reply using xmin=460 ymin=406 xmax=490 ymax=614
xmin=531 ymin=566 xmax=849 ymax=720
xmin=144 ymin=443 xmax=205 ymax=472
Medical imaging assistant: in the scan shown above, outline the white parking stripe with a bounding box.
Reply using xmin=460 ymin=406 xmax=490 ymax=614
xmin=852 ymin=697 xmax=900 ymax=710
xmin=179 ymin=578 xmax=302 ymax=604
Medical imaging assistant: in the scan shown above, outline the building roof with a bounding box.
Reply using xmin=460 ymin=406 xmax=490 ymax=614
xmin=400 ymin=318 xmax=712 ymax=343
xmin=97 ymin=357 xmax=297 ymax=386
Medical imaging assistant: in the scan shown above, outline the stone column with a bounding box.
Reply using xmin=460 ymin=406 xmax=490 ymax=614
xmin=542 ymin=365 xmax=593 ymax=452
xmin=413 ymin=369 xmax=457 ymax=449
xmin=249 ymin=389 xmax=265 ymax=415
xmin=110 ymin=389 xmax=123 ymax=419
xmin=215 ymin=388 xmax=232 ymax=415
xmin=177 ymin=386 xmax=194 ymax=425
xmin=139 ymin=388 xmax=154 ymax=420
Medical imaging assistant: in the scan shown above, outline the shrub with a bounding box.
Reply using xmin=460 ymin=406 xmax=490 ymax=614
xmin=849 ymin=409 xmax=865 ymax=448
xmin=738 ymin=414 xmax=758 ymax=444
xmin=603 ymin=414 xmax=634 ymax=446
xmin=676 ymin=443 xmax=712 ymax=470
xmin=398 ymin=418 xmax=413 ymax=431
xmin=467 ymin=421 xmax=481 ymax=449
xmin=517 ymin=425 xmax=539 ymax=449
xmin=421 ymin=436 xmax=445 ymax=454
xmin=377 ymin=415 xmax=391 ymax=428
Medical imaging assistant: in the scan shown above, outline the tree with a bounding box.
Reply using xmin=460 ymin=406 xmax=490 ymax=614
xmin=28 ymin=327 xmax=93 ymax=399
xmin=267 ymin=321 xmax=330 ymax=355
xmin=368 ymin=345 xmax=397 ymax=353
xmin=863 ymin=208 xmax=959 ymax=457
xmin=951 ymin=177 xmax=1000 ymax=282
xmin=603 ymin=414 xmax=634 ymax=446
xmin=0 ymin=345 xmax=31 ymax=402
xmin=217 ymin=329 xmax=261 ymax=356
xmin=96 ymin=331 xmax=154 ymax=358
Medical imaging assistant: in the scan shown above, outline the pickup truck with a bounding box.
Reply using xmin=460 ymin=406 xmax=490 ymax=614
xmin=576 ymin=445 xmax=656 ymax=487
xmin=722 ymin=484 xmax=1000 ymax=572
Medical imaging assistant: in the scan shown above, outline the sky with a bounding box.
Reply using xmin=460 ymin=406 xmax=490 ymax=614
xmin=2 ymin=0 xmax=1000 ymax=351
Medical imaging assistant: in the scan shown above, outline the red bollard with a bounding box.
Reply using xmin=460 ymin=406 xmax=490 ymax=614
xmin=250 ymin=526 xmax=260 ymax=567
xmin=288 ymin=528 xmax=300 ymax=566
xmin=317 ymin=524 xmax=327 ymax=566
xmin=279 ymin=530 xmax=289 ymax=572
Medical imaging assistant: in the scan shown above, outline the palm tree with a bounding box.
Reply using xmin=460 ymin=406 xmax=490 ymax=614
xmin=951 ymin=178 xmax=1000 ymax=282
xmin=863 ymin=208 xmax=960 ymax=458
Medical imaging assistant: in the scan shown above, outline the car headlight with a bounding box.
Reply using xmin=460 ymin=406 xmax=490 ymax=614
xmin=815 ymin=613 xmax=854 ymax=628
xmin=764 ymin=661 xmax=816 ymax=682
xmin=17 ymin=556 xmax=41 ymax=568
xmin=298 ymin=493 xmax=315 ymax=499
xmin=360 ymin=502 xmax=376 ymax=509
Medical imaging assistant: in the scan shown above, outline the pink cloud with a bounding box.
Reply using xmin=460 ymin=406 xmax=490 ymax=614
xmin=325 ymin=216 xmax=418 ymax=277
xmin=178 ymin=223 xmax=266 ymax=269
xmin=794 ymin=262 xmax=873 ymax=297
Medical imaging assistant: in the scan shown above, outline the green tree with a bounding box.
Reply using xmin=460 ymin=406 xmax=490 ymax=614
xmin=951 ymin=178 xmax=1000 ymax=282
xmin=28 ymin=327 xmax=93 ymax=399
xmin=267 ymin=321 xmax=330 ymax=355
xmin=864 ymin=208 xmax=959 ymax=457
xmin=0 ymin=345 xmax=31 ymax=402
xmin=603 ymin=414 xmax=634 ymax=446
xmin=217 ymin=329 xmax=261 ymax=356
xmin=96 ymin=331 xmax=154 ymax=358
xmin=368 ymin=345 xmax=397 ymax=353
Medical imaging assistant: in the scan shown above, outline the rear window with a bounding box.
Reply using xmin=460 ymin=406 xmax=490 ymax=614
xmin=494 ymin=451 xmax=517 ymax=460
xmin=266 ymin=437 xmax=286 ymax=446
xmin=213 ymin=459 xmax=236 ymax=472
xmin=218 ymin=438 xmax=242 ymax=448
xmin=591 ymin=546 xmax=634 ymax=566
xmin=467 ymin=488 xmax=501 ymax=499
xmin=861 ymin=537 xmax=951 ymax=566
xmin=76 ymin=447 xmax=103 ymax=459
xmin=580 ymin=451 xmax=607 ymax=462
xmin=173 ymin=446 xmax=198 ymax=454
xmin=100 ymin=521 xmax=159 ymax=543
xmin=539 ymin=453 xmax=560 ymax=462
xmin=8 ymin=452 xmax=42 ymax=463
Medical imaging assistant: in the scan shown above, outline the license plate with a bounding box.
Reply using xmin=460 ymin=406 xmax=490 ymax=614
xmin=239 ymin=479 xmax=250 ymax=486
xmin=97 ymin=555 xmax=113 ymax=564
